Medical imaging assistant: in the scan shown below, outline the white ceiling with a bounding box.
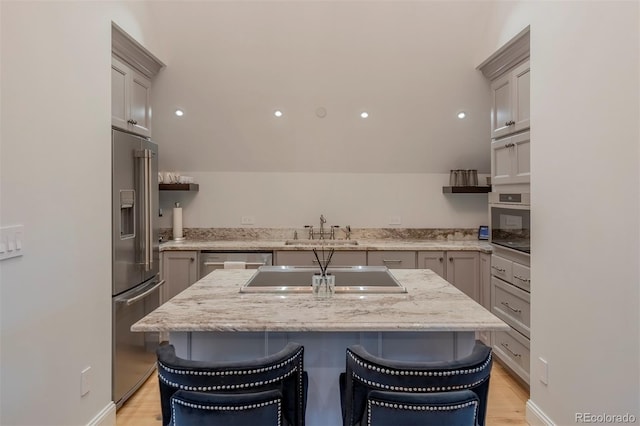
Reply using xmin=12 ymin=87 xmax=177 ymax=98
xmin=149 ymin=1 xmax=493 ymax=173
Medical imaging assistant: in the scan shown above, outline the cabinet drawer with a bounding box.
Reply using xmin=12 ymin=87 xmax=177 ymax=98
xmin=275 ymin=251 xmax=367 ymax=267
xmin=367 ymin=251 xmax=416 ymax=269
xmin=491 ymin=277 xmax=530 ymax=338
xmin=493 ymin=328 xmax=530 ymax=385
xmin=490 ymin=254 xmax=512 ymax=282
xmin=512 ymin=262 xmax=531 ymax=292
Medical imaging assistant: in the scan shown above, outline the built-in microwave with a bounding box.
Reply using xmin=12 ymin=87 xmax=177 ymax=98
xmin=489 ymin=193 xmax=530 ymax=255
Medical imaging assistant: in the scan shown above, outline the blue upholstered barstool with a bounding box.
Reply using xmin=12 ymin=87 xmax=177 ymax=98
xmin=170 ymin=389 xmax=285 ymax=426
xmin=340 ymin=341 xmax=492 ymax=426
xmin=366 ymin=389 xmax=480 ymax=426
xmin=157 ymin=342 xmax=307 ymax=426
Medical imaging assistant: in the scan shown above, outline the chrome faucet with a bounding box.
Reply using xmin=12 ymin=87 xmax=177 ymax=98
xmin=319 ymin=214 xmax=327 ymax=239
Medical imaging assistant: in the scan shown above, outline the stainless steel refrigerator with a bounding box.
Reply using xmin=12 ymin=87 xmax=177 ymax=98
xmin=111 ymin=128 xmax=163 ymax=408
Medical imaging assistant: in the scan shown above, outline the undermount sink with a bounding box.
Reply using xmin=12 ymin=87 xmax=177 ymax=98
xmin=284 ymin=240 xmax=359 ymax=246
xmin=239 ymin=266 xmax=407 ymax=294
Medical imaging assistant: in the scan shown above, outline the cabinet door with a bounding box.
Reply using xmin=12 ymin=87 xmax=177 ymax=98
xmin=130 ymin=70 xmax=151 ymax=137
xmin=490 ymin=72 xmax=513 ymax=139
xmin=491 ymin=130 xmax=530 ymax=185
xmin=445 ymin=251 xmax=479 ymax=302
xmin=511 ymin=131 xmax=530 ymax=184
xmin=491 ymin=60 xmax=530 ymax=139
xmin=416 ymin=251 xmax=445 ymax=278
xmin=111 ymin=56 xmax=130 ymax=131
xmin=491 ymin=137 xmax=513 ymax=185
xmin=367 ymin=251 xmax=416 ymax=269
xmin=161 ymin=251 xmax=198 ymax=303
xmin=511 ymin=60 xmax=530 ymax=134
xmin=275 ymin=251 xmax=367 ymax=267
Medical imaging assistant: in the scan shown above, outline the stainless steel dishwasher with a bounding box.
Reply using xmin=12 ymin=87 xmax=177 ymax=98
xmin=199 ymin=251 xmax=273 ymax=279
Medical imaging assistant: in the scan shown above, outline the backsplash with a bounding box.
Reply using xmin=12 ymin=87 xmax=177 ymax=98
xmin=159 ymin=227 xmax=480 ymax=242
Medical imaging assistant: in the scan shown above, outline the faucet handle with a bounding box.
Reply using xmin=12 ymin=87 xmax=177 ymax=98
xmin=304 ymin=225 xmax=314 ymax=239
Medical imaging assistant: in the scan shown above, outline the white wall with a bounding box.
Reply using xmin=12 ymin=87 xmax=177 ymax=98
xmin=480 ymin=2 xmax=639 ymax=424
xmin=0 ymin=2 xmax=160 ymax=425
xmin=150 ymin=1 xmax=494 ymax=229
xmin=159 ymin=172 xmax=490 ymax=229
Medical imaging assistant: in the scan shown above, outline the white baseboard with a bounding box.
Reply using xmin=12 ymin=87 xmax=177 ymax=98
xmin=526 ymin=399 xmax=555 ymax=426
xmin=87 ymin=401 xmax=116 ymax=426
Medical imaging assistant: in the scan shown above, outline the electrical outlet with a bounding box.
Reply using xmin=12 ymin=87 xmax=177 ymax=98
xmin=538 ymin=357 xmax=548 ymax=385
xmin=241 ymin=216 xmax=255 ymax=225
xmin=389 ymin=216 xmax=401 ymax=225
xmin=81 ymin=366 xmax=91 ymax=396
xmin=0 ymin=225 xmax=24 ymax=261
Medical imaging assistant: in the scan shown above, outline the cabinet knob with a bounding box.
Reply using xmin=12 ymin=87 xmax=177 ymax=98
xmin=449 ymin=257 xmax=453 ymax=262
xmin=190 ymin=257 xmax=195 ymax=262
xmin=439 ymin=257 xmax=443 ymax=263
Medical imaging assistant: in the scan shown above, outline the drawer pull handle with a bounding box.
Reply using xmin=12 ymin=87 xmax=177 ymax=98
xmin=382 ymin=259 xmax=402 ymax=264
xmin=500 ymin=342 xmax=522 ymax=358
xmin=492 ymin=266 xmax=506 ymax=272
xmin=514 ymin=275 xmax=531 ymax=283
xmin=501 ymin=301 xmax=522 ymax=313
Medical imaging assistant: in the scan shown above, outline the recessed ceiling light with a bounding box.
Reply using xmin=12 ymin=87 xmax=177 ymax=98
xmin=274 ymin=110 xmax=283 ymax=118
xmin=175 ymin=109 xmax=184 ymax=117
xmin=457 ymin=111 xmax=467 ymax=119
xmin=360 ymin=112 xmax=369 ymax=119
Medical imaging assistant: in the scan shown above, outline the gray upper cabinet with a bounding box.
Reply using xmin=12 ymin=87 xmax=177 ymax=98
xmin=490 ymin=60 xmax=530 ymax=139
xmin=491 ymin=130 xmax=530 ymax=185
xmin=111 ymin=56 xmax=152 ymax=137
xmin=111 ymin=23 xmax=164 ymax=138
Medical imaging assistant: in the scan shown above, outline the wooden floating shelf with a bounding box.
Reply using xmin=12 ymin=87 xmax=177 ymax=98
xmin=442 ymin=186 xmax=491 ymax=194
xmin=159 ymin=183 xmax=199 ymax=191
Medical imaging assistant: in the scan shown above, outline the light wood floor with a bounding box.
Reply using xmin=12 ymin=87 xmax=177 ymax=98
xmin=117 ymin=359 xmax=529 ymax=425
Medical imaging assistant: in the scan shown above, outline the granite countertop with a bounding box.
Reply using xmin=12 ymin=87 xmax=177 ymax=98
xmin=160 ymin=239 xmax=493 ymax=253
xmin=132 ymin=269 xmax=508 ymax=333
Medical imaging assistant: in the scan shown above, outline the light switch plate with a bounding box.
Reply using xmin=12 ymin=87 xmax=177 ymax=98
xmin=0 ymin=225 xmax=24 ymax=261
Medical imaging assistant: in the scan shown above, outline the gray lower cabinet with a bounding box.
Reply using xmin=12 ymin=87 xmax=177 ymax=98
xmin=367 ymin=251 xmax=416 ymax=269
xmin=416 ymin=251 xmax=445 ymax=277
xmin=417 ymin=251 xmax=480 ymax=303
xmin=446 ymin=251 xmax=480 ymax=302
xmin=275 ymin=250 xmax=367 ymax=267
xmin=493 ymin=327 xmax=530 ymax=384
xmin=478 ymin=253 xmax=492 ymax=345
xmin=490 ymin=252 xmax=531 ymax=385
xmin=161 ymin=251 xmax=199 ymax=303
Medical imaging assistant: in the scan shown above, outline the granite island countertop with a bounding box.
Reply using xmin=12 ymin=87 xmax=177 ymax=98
xmin=132 ymin=269 xmax=508 ymax=333
xmin=160 ymin=239 xmax=493 ymax=253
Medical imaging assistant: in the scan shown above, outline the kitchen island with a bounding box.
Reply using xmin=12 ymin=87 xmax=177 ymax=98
xmin=133 ymin=268 xmax=508 ymax=426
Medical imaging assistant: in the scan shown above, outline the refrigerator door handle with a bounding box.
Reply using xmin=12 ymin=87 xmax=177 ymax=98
xmin=136 ymin=148 xmax=153 ymax=272
xmin=116 ymin=280 xmax=165 ymax=306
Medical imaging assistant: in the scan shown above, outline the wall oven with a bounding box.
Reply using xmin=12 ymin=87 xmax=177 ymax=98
xmin=489 ymin=193 xmax=530 ymax=255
